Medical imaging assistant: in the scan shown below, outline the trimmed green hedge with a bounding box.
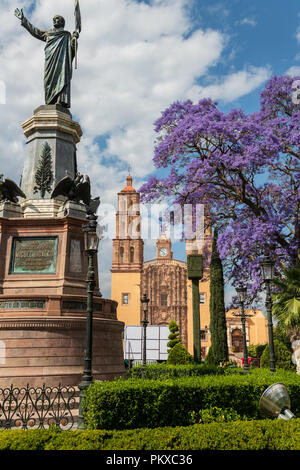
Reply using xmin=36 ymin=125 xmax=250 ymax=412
xmin=1 ymin=420 xmax=300 ymax=450
xmin=83 ymin=369 xmax=300 ymax=430
xmin=128 ymin=363 xmax=228 ymax=379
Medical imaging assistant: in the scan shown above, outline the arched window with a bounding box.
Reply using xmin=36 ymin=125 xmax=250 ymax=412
xmin=130 ymin=246 xmax=134 ymax=263
xmin=231 ymin=329 xmax=243 ymax=353
xmin=120 ymin=246 xmax=124 ymax=264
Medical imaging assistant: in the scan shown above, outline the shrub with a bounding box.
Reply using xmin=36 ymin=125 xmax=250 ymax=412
xmin=167 ymin=343 xmax=194 ymax=365
xmin=247 ymin=344 xmax=267 ymax=358
xmin=205 ymin=346 xmax=217 ymax=365
xmin=82 ymin=369 xmax=300 ymax=430
xmin=260 ymin=339 xmax=295 ymax=370
xmin=167 ymin=320 xmax=181 ymax=350
xmin=1 ymin=420 xmax=300 ymax=450
xmin=128 ymin=363 xmax=226 ymax=379
xmin=190 ymin=406 xmax=245 ymax=424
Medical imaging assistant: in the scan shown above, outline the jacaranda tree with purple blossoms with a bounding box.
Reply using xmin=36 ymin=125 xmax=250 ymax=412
xmin=139 ymin=75 xmax=300 ymax=301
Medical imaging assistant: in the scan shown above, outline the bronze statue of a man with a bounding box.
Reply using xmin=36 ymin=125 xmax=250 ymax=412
xmin=15 ymin=8 xmax=79 ymax=108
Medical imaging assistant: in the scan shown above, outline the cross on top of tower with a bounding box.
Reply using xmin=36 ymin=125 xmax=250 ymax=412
xmin=121 ymin=173 xmax=136 ymax=193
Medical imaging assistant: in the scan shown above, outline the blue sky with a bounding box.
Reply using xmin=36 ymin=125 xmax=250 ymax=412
xmin=0 ymin=0 xmax=299 ymax=303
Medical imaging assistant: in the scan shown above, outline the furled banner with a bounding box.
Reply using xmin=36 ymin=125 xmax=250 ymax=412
xmin=75 ymin=0 xmax=82 ymax=33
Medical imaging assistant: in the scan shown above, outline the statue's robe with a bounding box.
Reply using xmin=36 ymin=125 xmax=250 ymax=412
xmin=21 ymin=17 xmax=75 ymax=108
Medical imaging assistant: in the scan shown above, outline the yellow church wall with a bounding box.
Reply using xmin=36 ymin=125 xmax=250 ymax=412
xmin=248 ymin=311 xmax=269 ymax=345
xmin=226 ymin=309 xmax=269 ymax=350
xmin=111 ymin=272 xmax=141 ymax=326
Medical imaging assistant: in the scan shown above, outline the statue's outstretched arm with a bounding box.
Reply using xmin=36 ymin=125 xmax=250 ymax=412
xmin=15 ymin=8 xmax=46 ymax=42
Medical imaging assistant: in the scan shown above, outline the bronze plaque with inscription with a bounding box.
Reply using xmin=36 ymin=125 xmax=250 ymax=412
xmin=10 ymin=237 xmax=58 ymax=274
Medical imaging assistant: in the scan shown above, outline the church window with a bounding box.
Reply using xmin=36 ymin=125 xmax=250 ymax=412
xmin=200 ymin=329 xmax=207 ymax=341
xmin=130 ymin=247 xmax=134 ymax=263
xmin=232 ymin=329 xmax=243 ymax=353
xmin=120 ymin=247 xmax=124 ymax=263
xmin=161 ymin=294 xmax=168 ymax=306
xmin=122 ymin=293 xmax=129 ymax=305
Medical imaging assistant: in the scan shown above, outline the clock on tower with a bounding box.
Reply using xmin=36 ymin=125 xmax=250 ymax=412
xmin=157 ymin=234 xmax=172 ymax=260
xmin=159 ymin=247 xmax=168 ymax=257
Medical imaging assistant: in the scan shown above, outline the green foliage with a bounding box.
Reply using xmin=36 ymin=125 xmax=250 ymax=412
xmin=167 ymin=342 xmax=194 ymax=365
xmin=273 ymin=325 xmax=293 ymax=351
xmin=167 ymin=320 xmax=181 ymax=349
xmin=247 ymin=344 xmax=267 ymax=358
xmin=190 ymin=406 xmax=245 ymax=424
xmin=128 ymin=362 xmax=226 ymax=379
xmin=204 ymin=346 xmax=216 ymax=365
xmin=82 ymin=369 xmax=300 ymax=430
xmin=272 ymin=259 xmax=300 ymax=333
xmin=2 ymin=420 xmax=300 ymax=450
xmin=209 ymin=229 xmax=229 ymax=364
xmin=260 ymin=339 xmax=295 ymax=370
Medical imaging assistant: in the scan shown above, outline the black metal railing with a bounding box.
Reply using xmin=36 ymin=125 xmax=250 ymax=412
xmin=0 ymin=384 xmax=77 ymax=430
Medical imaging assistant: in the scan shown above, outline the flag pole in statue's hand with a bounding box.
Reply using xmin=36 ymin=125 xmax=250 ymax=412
xmin=74 ymin=31 xmax=79 ymax=69
xmin=74 ymin=0 xmax=82 ymax=70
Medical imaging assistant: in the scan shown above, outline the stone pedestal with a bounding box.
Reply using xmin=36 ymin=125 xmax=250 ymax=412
xmin=57 ymin=200 xmax=87 ymax=219
xmin=0 ymin=104 xmax=126 ymax=388
xmin=21 ymin=198 xmax=65 ymax=219
xmin=0 ymin=216 xmax=98 ymax=297
xmin=0 ymin=202 xmax=23 ymax=218
xmin=0 ymin=215 xmax=126 ymax=387
xmin=0 ymin=312 xmax=124 ymax=388
xmin=21 ymin=105 xmax=82 ymax=200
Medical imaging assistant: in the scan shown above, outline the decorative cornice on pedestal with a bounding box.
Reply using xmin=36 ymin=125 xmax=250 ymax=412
xmin=0 ymin=318 xmax=85 ymax=330
xmin=22 ymin=107 xmax=82 ymax=144
xmin=0 ymin=317 xmax=123 ymax=331
xmin=21 ymin=198 xmax=66 ymax=219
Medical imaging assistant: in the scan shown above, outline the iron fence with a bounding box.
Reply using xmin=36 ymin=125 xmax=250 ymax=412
xmin=0 ymin=384 xmax=77 ymax=430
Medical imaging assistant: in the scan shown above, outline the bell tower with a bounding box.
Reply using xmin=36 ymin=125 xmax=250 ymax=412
xmin=111 ymin=175 xmax=144 ymax=326
xmin=112 ymin=175 xmax=144 ymax=272
xmin=156 ymin=233 xmax=173 ymax=260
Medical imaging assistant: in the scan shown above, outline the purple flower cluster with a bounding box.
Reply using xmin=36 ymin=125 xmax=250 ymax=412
xmin=139 ymin=75 xmax=300 ymax=300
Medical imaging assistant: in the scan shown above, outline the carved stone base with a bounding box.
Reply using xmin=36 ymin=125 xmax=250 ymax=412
xmin=21 ymin=198 xmax=65 ymax=218
xmin=0 ymin=316 xmax=126 ymax=388
xmin=57 ymin=200 xmax=87 ymax=220
xmin=0 ymin=201 xmax=23 ymax=218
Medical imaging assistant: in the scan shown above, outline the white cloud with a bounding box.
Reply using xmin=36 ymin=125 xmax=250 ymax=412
xmin=286 ymin=65 xmax=300 ymax=77
xmin=239 ymin=17 xmax=257 ymax=27
xmin=0 ymin=0 xmax=272 ymax=298
xmin=188 ymin=65 xmax=272 ymax=103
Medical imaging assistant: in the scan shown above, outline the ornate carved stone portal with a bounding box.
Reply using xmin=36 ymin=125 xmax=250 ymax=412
xmin=141 ymin=256 xmax=188 ymax=348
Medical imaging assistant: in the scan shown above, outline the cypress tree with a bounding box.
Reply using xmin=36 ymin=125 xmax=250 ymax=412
xmin=209 ymin=229 xmax=229 ymax=364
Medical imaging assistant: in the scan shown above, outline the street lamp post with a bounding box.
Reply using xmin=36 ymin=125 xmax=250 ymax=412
xmin=141 ymin=293 xmax=150 ymax=378
xmin=260 ymin=254 xmax=276 ymax=373
xmin=234 ymin=283 xmax=252 ymax=373
xmin=77 ymin=213 xmax=100 ymax=430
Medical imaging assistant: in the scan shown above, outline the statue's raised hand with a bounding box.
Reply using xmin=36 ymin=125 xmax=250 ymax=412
xmin=14 ymin=8 xmax=24 ymax=21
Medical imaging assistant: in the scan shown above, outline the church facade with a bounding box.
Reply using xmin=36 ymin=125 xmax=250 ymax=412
xmin=111 ymin=175 xmax=268 ymax=360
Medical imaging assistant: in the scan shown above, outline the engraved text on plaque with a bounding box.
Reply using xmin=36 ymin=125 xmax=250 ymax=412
xmin=10 ymin=237 xmax=58 ymax=274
